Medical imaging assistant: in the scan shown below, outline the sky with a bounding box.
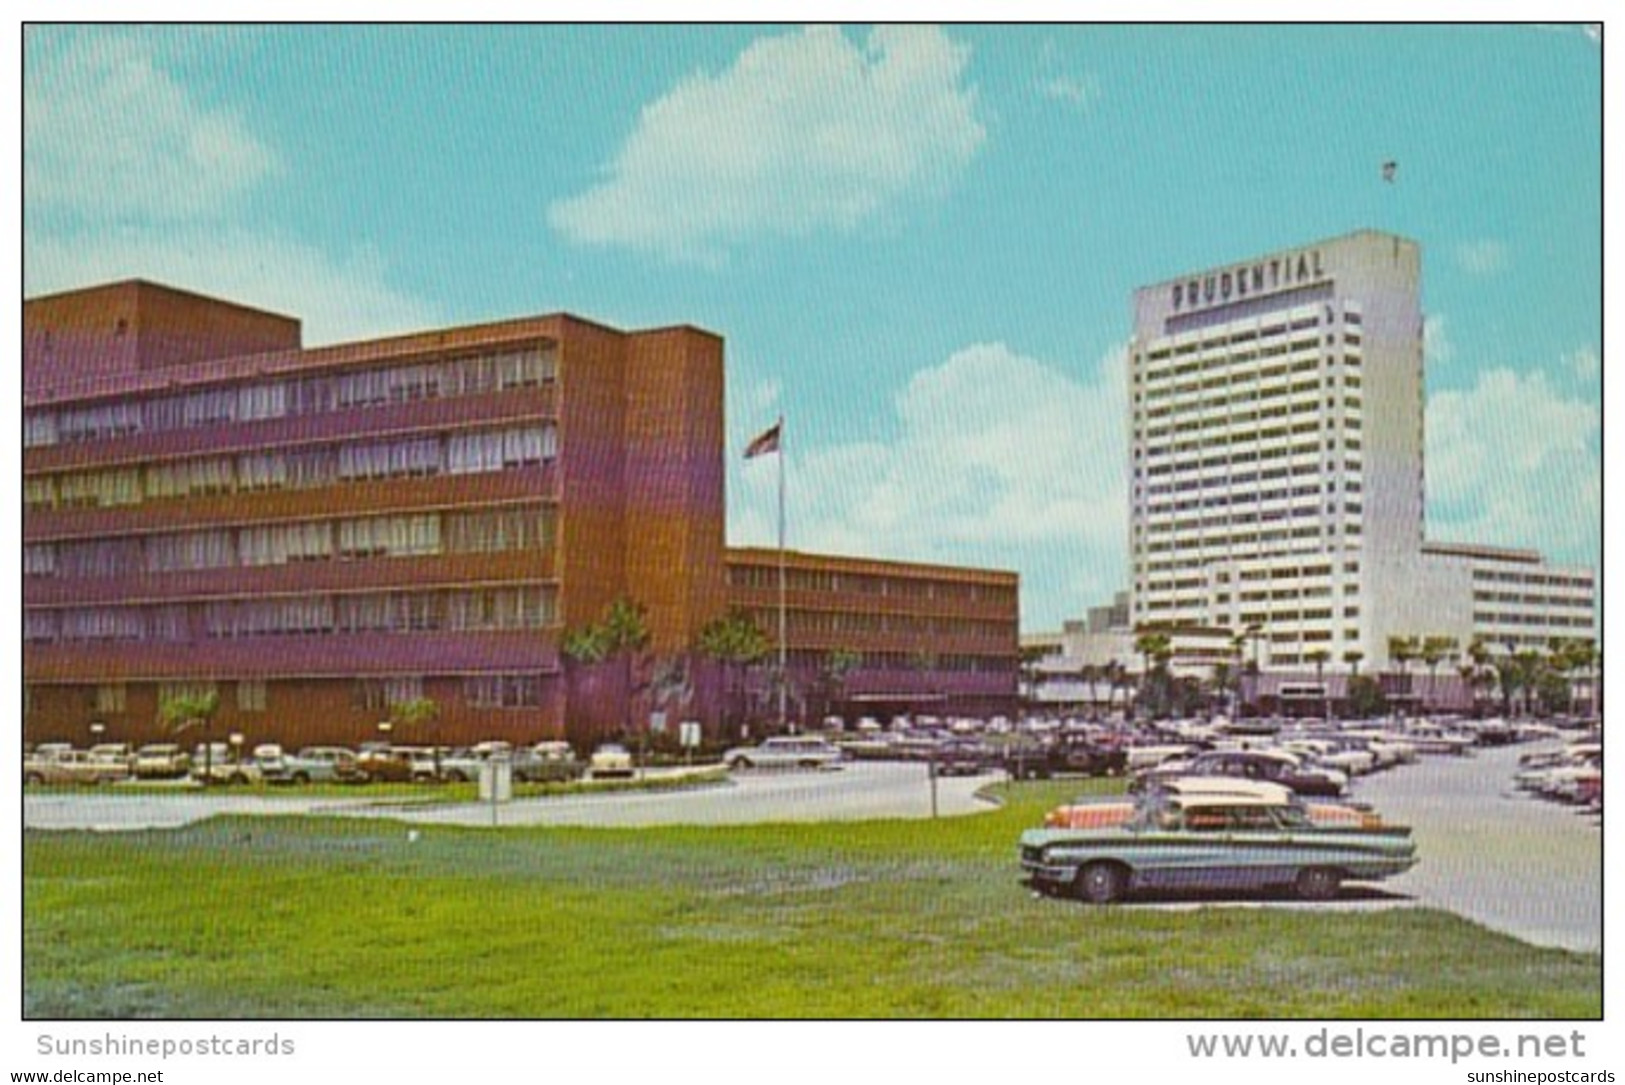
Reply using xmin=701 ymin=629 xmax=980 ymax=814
xmin=21 ymin=24 xmax=1602 ymax=632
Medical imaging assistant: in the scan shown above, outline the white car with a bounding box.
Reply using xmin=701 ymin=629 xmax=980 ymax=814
xmin=724 ymin=736 xmax=843 ymax=771
xmin=588 ymin=744 xmax=635 ymax=780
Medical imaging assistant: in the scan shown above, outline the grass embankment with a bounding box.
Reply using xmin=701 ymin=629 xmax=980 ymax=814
xmin=24 ymin=779 xmax=1599 ymax=1019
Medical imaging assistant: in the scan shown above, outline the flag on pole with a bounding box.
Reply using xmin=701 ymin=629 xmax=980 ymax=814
xmin=744 ymin=421 xmax=782 ymax=459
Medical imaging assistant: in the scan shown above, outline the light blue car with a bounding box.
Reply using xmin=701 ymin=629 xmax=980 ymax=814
xmin=1019 ymin=792 xmax=1417 ymax=903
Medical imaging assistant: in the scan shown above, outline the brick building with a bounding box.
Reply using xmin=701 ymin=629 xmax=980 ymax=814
xmin=23 ymin=280 xmax=1018 ymax=749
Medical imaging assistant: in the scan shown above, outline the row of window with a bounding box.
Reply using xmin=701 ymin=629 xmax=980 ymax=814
xmin=1141 ymin=423 xmax=1364 ymax=462
xmin=1472 ymin=591 xmax=1597 ymax=609
xmin=1140 ymin=403 xmax=1366 ymax=445
xmin=1139 ymin=345 xmax=1363 ymax=389
xmin=1143 ymin=505 xmax=1359 ymax=534
xmin=1230 ymin=563 xmax=1347 ymax=582
xmin=25 ymin=507 xmax=555 ymax=578
xmin=1139 ymin=524 xmax=1362 ymax=555
xmin=23 ymin=588 xmax=557 ymax=643
xmin=726 ymin=565 xmax=1016 ymax=607
xmin=23 ymin=346 xmax=557 ymax=448
xmin=1141 ymin=369 xmax=1365 ymax=413
xmin=1471 ymin=569 xmax=1595 ymax=589
xmin=84 ymin=681 xmax=265 ymax=715
xmin=1142 ymin=398 xmax=1365 ymax=442
xmin=59 ymin=674 xmax=551 ymax=716
xmin=1148 ymin=483 xmax=1330 ymax=514
xmin=1474 ymin=612 xmax=1596 ymax=629
xmin=1147 ymin=308 xmax=1360 ymax=359
xmin=356 ymin=674 xmax=547 ymax=711
xmin=772 ymin=610 xmax=1011 ymax=640
xmin=1144 ymin=447 xmax=1361 ymax=477
xmin=1147 ymin=472 xmax=1361 ymax=498
xmin=25 ymin=425 xmax=557 ymax=511
xmin=759 ymin=642 xmax=1016 ymax=675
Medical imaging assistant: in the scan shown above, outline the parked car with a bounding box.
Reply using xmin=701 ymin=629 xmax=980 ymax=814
xmin=132 ymin=744 xmax=192 ymax=779
xmin=355 ymin=746 xmax=418 ymax=783
xmin=86 ymin=743 xmax=137 ymax=770
xmin=1019 ymin=791 xmax=1416 ymax=903
xmin=1002 ymin=733 xmax=1128 ymax=779
xmin=510 ymin=742 xmax=587 ymax=783
xmin=1043 ymin=778 xmax=1383 ymax=831
xmin=190 ymin=743 xmax=262 ymax=786
xmin=723 ymin=736 xmax=843 ymax=771
xmin=24 ymin=748 xmax=131 ymax=786
xmin=1134 ymin=749 xmax=1348 ymax=797
xmin=260 ymin=746 xmax=363 ymax=785
xmin=588 ymin=744 xmax=636 ymax=780
xmin=933 ymin=739 xmax=997 ymax=776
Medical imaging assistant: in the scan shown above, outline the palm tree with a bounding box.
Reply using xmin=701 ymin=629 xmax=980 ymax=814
xmin=1209 ymin=660 xmax=1233 ymax=719
xmin=698 ymin=611 xmax=772 ymax=736
xmin=1420 ymin=636 xmax=1457 ymax=711
xmin=600 ymin=597 xmax=653 ymax=739
xmin=818 ymin=648 xmax=863 ymax=723
xmin=1018 ymin=645 xmax=1049 ymax=710
xmin=1305 ymin=648 xmax=1330 ymax=720
xmin=1343 ymin=648 xmax=1364 ymax=676
xmin=1387 ymin=635 xmax=1418 ymax=713
xmin=1133 ymin=631 xmax=1172 ymax=720
xmin=1105 ymin=660 xmax=1127 ymax=717
xmin=1079 ymin=663 xmax=1101 ymax=719
xmin=388 ymin=696 xmax=442 ymax=779
xmin=158 ymin=687 xmax=220 ymax=778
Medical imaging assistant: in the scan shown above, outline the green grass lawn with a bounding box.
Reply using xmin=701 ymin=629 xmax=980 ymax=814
xmin=23 ymin=780 xmax=1599 ymax=1019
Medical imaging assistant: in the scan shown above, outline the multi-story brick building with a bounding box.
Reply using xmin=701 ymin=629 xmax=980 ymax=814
xmin=23 ymin=279 xmax=1020 ymax=748
xmin=724 ymin=547 xmax=1020 ymax=723
xmin=23 ymin=279 xmax=725 ymax=748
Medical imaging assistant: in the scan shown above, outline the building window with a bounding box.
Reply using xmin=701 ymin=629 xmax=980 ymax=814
xmin=237 ymin=681 xmax=268 ymax=713
xmin=93 ymin=684 xmax=126 ymax=714
xmin=24 ymin=544 xmax=57 ymax=578
xmin=158 ymin=681 xmax=218 ymax=703
xmin=464 ymin=673 xmax=544 ymax=708
xmin=355 ymin=677 xmax=424 ymax=712
xmin=23 ymin=411 xmax=59 ymax=448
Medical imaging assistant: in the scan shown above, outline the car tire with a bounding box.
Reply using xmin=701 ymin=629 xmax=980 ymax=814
xmin=24 ymin=772 xmax=44 ymax=786
xmin=1295 ymin=867 xmax=1342 ymax=901
xmin=1075 ymin=862 xmax=1128 ymax=904
xmin=229 ymin=772 xmax=249 ymax=786
xmin=731 ymin=757 xmax=753 ymax=771
xmin=446 ymin=770 xmax=468 ymax=783
xmin=291 ymin=771 xmax=310 ymax=785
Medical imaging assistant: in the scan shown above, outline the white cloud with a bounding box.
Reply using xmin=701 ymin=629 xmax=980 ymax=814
xmin=26 ymin=227 xmax=441 ymax=346
xmin=1455 ymin=239 xmax=1510 ymax=276
xmin=731 ymin=342 xmax=1128 ymax=629
xmin=1041 ymin=73 xmax=1100 ymax=110
xmin=1426 ymin=365 xmax=1600 ymax=563
xmin=25 ymin=34 xmax=277 ymax=221
xmin=548 ymin=25 xmax=985 ymax=264
xmin=23 ymin=33 xmax=437 ymax=347
xmin=1566 ymin=345 xmax=1600 ymax=384
xmin=1424 ymin=314 xmax=1454 ymax=365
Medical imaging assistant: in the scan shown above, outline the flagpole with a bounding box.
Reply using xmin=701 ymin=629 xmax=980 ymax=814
xmin=776 ymin=413 xmax=787 ymax=732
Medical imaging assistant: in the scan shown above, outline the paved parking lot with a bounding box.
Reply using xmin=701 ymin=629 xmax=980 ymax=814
xmin=1354 ymin=741 xmax=1600 ymax=952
